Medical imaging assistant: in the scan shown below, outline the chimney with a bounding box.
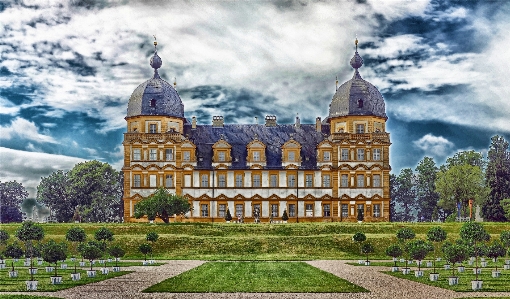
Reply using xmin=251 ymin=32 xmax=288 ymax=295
xmin=316 ymin=117 xmax=321 ymax=132
xmin=265 ymin=115 xmax=277 ymax=127
xmin=295 ymin=114 xmax=300 ymax=129
xmin=212 ymin=116 xmax=224 ymax=127
xmin=192 ymin=116 xmax=197 ymax=129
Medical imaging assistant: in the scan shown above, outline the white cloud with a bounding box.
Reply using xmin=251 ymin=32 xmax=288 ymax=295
xmin=413 ymin=134 xmax=455 ymax=157
xmin=0 ymin=117 xmax=58 ymax=144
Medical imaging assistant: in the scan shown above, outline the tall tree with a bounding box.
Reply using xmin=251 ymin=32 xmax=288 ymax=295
xmin=389 ymin=174 xmax=397 ymax=222
xmin=436 ymin=164 xmax=487 ymax=218
xmin=415 ymin=157 xmax=439 ymax=221
xmin=483 ymin=135 xmax=510 ymax=221
xmin=391 ymin=169 xmax=416 ymax=222
xmin=36 ymin=170 xmax=70 ymax=223
xmin=445 ymin=150 xmax=485 ymax=169
xmin=0 ymin=181 xmax=28 ymax=223
xmin=135 ymin=187 xmax=191 ymax=223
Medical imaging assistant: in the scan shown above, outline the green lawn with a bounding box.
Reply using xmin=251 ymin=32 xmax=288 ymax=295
xmin=143 ymin=261 xmax=368 ymax=293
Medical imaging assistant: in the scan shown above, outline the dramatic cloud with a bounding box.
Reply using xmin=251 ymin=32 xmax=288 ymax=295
xmin=0 ymin=117 xmax=58 ymax=144
xmin=413 ymin=134 xmax=455 ymax=158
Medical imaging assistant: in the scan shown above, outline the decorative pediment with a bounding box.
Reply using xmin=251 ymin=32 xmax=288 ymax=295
xmin=234 ymin=194 xmax=246 ymax=200
xmin=284 ymin=164 xmax=299 ymax=169
xmin=162 ymin=164 xmax=177 ymax=170
xmin=250 ymin=164 xmax=264 ymax=169
xmin=199 ymin=194 xmax=212 ymax=200
xmin=182 ymin=164 xmax=195 ymax=170
xmin=216 ymin=194 xmax=228 ymax=200
xmin=303 ymin=194 xmax=315 ymax=200
xmin=181 ymin=141 xmax=196 ymax=148
xmin=252 ymin=194 xmax=264 ymax=200
xmin=268 ymin=194 xmax=280 ymax=200
xmin=282 ymin=139 xmax=301 ymax=149
xmin=317 ymin=140 xmax=333 ymax=148
xmin=213 ymin=139 xmax=232 ymax=149
xmin=247 ymin=140 xmax=265 ymax=148
xmin=321 ymin=194 xmax=333 ymax=200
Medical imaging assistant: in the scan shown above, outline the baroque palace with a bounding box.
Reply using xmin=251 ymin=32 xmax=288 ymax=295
xmin=122 ymin=39 xmax=391 ymax=223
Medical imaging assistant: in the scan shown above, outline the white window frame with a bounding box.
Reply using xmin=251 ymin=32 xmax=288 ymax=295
xmin=183 ymin=151 xmax=190 ymax=161
xmin=305 ymin=174 xmax=313 ymax=187
xmin=323 ymin=151 xmax=331 ymax=161
xmin=133 ymin=149 xmax=141 ymax=161
xmin=322 ymin=174 xmax=330 ymax=187
xmin=356 ymin=124 xmax=364 ymax=134
xmin=165 ymin=149 xmax=174 ymax=161
xmin=373 ymin=148 xmax=381 ymax=161
xmin=287 ymin=174 xmax=296 ymax=187
xmin=201 ymin=204 xmax=208 ymax=217
xmin=149 ymin=123 xmax=157 ymax=133
xmin=270 ymin=174 xmax=278 ymax=187
xmin=288 ymin=151 xmax=295 ymax=162
xmin=373 ymin=174 xmax=381 ymax=187
xmin=218 ymin=151 xmax=225 ymax=162
xmin=253 ymin=151 xmax=260 ymax=162
xmin=133 ymin=174 xmax=141 ymax=187
xmin=357 ymin=149 xmax=365 ymax=161
xmin=218 ymin=174 xmax=226 ymax=187
xmin=149 ymin=149 xmax=157 ymax=161
xmin=271 ymin=204 xmax=278 ymax=217
xmin=201 ymin=174 xmax=208 ymax=187
xmin=253 ymin=174 xmax=261 ymax=187
xmin=235 ymin=174 xmax=243 ymax=187
xmin=341 ymin=174 xmax=348 ymax=187
xmin=373 ymin=204 xmax=381 ymax=218
xmin=341 ymin=149 xmax=349 ymax=161
xmin=357 ymin=174 xmax=364 ymax=187
xmin=165 ymin=175 xmax=173 ymax=188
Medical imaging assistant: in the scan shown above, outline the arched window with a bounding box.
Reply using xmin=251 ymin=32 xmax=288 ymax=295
xmin=150 ymin=99 xmax=156 ymax=107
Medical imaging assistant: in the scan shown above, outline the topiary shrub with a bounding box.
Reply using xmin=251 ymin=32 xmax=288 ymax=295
xmin=139 ymin=243 xmax=152 ymax=261
xmin=225 ymin=209 xmax=232 ymax=222
xmin=386 ymin=244 xmax=403 ymax=267
xmin=282 ymin=210 xmax=289 ymax=221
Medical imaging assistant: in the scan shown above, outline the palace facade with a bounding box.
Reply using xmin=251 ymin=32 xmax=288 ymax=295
xmin=122 ymin=39 xmax=391 ymax=222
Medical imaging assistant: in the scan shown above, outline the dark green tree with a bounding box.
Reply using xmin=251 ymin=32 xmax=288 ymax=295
xmin=139 ymin=243 xmax=152 ymax=261
xmin=460 ymin=222 xmax=490 ymax=281
xmin=352 ymin=232 xmax=367 ymax=258
xmin=65 ymin=227 xmax=87 ymax=272
xmin=361 ymin=242 xmax=374 ymax=263
xmin=108 ymin=245 xmax=125 ymax=267
xmin=389 ymin=174 xmax=397 ymax=221
xmin=483 ymin=136 xmax=510 ymax=221
xmin=406 ymin=240 xmax=432 ymax=271
xmin=415 ymin=157 xmax=439 ymax=221
xmin=501 ymin=199 xmax=510 ymax=220
xmin=41 ymin=240 xmax=67 ymax=277
xmin=487 ymin=241 xmax=506 ymax=272
xmin=385 ymin=244 xmax=403 ymax=267
xmin=79 ymin=242 xmax=103 ymax=271
xmin=146 ymin=232 xmax=159 ymax=261
xmin=445 ymin=150 xmax=485 ymax=169
xmin=396 ymin=227 xmax=415 ymax=269
xmin=225 ymin=208 xmax=232 ymax=221
xmin=4 ymin=242 xmax=24 ymax=272
xmin=500 ymin=231 xmax=510 ymax=261
xmin=135 ymin=187 xmax=191 ymax=223
xmin=442 ymin=242 xmax=468 ymax=277
xmin=0 ymin=181 xmax=28 ymax=223
xmin=427 ymin=226 xmax=447 ymax=273
xmin=282 ymin=209 xmax=289 ymax=221
xmin=392 ymin=168 xmax=416 ymax=222
xmin=36 ymin=170 xmax=71 ymax=223
xmin=0 ymin=230 xmax=9 ymax=259
xmin=15 ymin=221 xmax=44 ymax=281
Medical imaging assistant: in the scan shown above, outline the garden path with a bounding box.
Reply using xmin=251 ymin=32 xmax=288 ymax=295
xmin=2 ymin=260 xmax=510 ymax=299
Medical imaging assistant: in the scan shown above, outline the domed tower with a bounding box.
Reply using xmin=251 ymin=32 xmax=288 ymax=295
xmin=329 ymin=39 xmax=391 ymax=222
xmin=123 ymin=39 xmax=192 ymax=222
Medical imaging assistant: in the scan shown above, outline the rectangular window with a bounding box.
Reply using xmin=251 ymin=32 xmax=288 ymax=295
xmin=373 ymin=148 xmax=381 ymax=161
xmin=201 ymin=204 xmax=208 ymax=217
xmin=165 ymin=175 xmax=173 ymax=187
xmin=323 ymin=204 xmax=331 ymax=217
xmin=149 ymin=174 xmax=156 ymax=187
xmin=218 ymin=204 xmax=226 ymax=218
xmin=184 ymin=174 xmax=191 ymax=187
xmin=165 ymin=149 xmax=174 ymax=161
xmin=373 ymin=175 xmax=381 ymax=187
xmin=356 ymin=124 xmax=365 ymax=134
xmin=373 ymin=204 xmax=381 ymax=218
xmin=357 ymin=149 xmax=365 ymax=161
xmin=270 ymin=174 xmax=278 ymax=187
xmin=149 ymin=124 xmax=157 ymax=133
xmin=289 ymin=204 xmax=296 ymax=217
xmin=341 ymin=149 xmax=349 ymax=161
xmin=323 ymin=151 xmax=331 ymax=161
xmin=183 ymin=151 xmax=190 ymax=161
xmin=322 ymin=174 xmax=330 ymax=187
xmin=236 ymin=204 xmax=243 ymax=218
xmin=305 ymin=174 xmax=313 ymax=187
xmin=357 ymin=204 xmax=364 ymax=217
xmin=235 ymin=174 xmax=243 ymax=187
xmin=288 ymin=151 xmax=295 ymax=162
xmin=357 ymin=174 xmax=364 ymax=187
xmin=341 ymin=174 xmax=348 ymax=187
xmin=271 ymin=204 xmax=278 ymax=217
xmin=218 ymin=174 xmax=226 ymax=187
xmin=133 ymin=149 xmax=141 ymax=160
xmin=305 ymin=204 xmax=313 ymax=217
xmin=149 ymin=149 xmax=157 ymax=161
xmin=287 ymin=174 xmax=296 ymax=187
xmin=133 ymin=174 xmax=141 ymax=187
xmin=218 ymin=152 xmax=225 ymax=162
xmin=253 ymin=174 xmax=261 ymax=187
xmin=201 ymin=174 xmax=208 ymax=187
xmin=341 ymin=204 xmax=348 ymax=218
xmin=253 ymin=151 xmax=260 ymax=161
xmin=253 ymin=204 xmax=261 ymax=218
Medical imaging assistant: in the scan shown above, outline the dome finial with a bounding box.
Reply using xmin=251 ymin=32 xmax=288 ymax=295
xmin=335 ymin=75 xmax=338 ymax=91
xmin=355 ymin=34 xmax=358 ymax=52
xmin=350 ymin=36 xmax=363 ymax=70
xmin=174 ymin=77 xmax=177 ymax=89
xmin=153 ymin=35 xmax=157 ymax=47
xmin=150 ymin=35 xmax=162 ymax=78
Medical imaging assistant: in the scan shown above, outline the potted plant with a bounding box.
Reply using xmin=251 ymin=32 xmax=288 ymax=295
xmin=385 ymin=244 xmax=403 ymax=272
xmin=361 ymin=242 xmax=374 ymax=265
xmin=396 ymin=227 xmax=415 ymax=274
xmin=41 ymin=240 xmax=67 ymax=284
xmin=225 ymin=208 xmax=232 ymax=223
xmin=500 ymin=230 xmax=510 ymax=269
xmin=406 ymin=240 xmax=431 ymax=277
xmin=4 ymin=242 xmax=23 ymax=278
xmin=65 ymin=226 xmax=86 ymax=279
xmin=109 ymin=245 xmax=125 ymax=272
xmin=0 ymin=230 xmax=9 ymax=269
xmin=282 ymin=210 xmax=289 ymax=223
xmin=139 ymin=243 xmax=152 ymax=265
xmin=94 ymin=227 xmax=114 ymax=266
xmin=79 ymin=242 xmax=103 ymax=277
xmin=487 ymin=241 xmax=506 ymax=278
xmin=460 ymin=222 xmax=490 ymax=291
xmin=15 ymin=221 xmax=44 ymax=290
xmin=146 ymin=232 xmax=159 ymax=264
xmin=442 ymin=242 xmax=468 ymax=286
xmin=352 ymin=232 xmax=367 ymax=264
xmin=426 ymin=226 xmax=447 ymax=281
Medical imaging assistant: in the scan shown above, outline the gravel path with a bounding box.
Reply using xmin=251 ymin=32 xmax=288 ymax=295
xmin=2 ymin=260 xmax=510 ymax=299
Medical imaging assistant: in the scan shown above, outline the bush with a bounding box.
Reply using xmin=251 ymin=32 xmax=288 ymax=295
xmin=225 ymin=209 xmax=232 ymax=222
xmin=282 ymin=210 xmax=289 ymax=221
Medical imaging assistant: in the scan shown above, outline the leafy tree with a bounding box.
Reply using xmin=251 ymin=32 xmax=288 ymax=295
xmin=94 ymin=227 xmax=114 ymax=244
xmin=389 ymin=174 xmax=397 ymax=221
xmin=487 ymin=241 xmax=506 ymax=272
xmin=135 ymin=188 xmax=191 ymax=223
xmin=41 ymin=240 xmax=67 ymax=277
xmin=442 ymin=242 xmax=468 ymax=277
xmin=15 ymin=221 xmax=44 ymax=281
xmin=396 ymin=227 xmax=415 ymax=269
xmin=352 ymin=232 xmax=366 ymax=258
xmin=445 ymin=150 xmax=485 ymax=169
xmin=427 ymin=226 xmax=447 ymax=273
xmin=0 ymin=181 xmax=28 ymax=223
xmin=79 ymin=242 xmax=103 ymax=271
xmin=108 ymin=245 xmax=125 ymax=267
xmin=501 ymin=199 xmax=510 ymax=220
xmin=483 ymin=136 xmax=510 ymax=221
xmin=4 ymin=242 xmax=24 ymax=272
xmin=460 ymin=222 xmax=490 ymax=281
xmin=139 ymin=243 xmax=152 ymax=261
xmin=385 ymin=244 xmax=403 ymax=267
xmin=65 ymin=227 xmax=86 ymax=273
xmin=392 ymin=168 xmax=416 ymax=222
xmin=146 ymin=232 xmax=159 ymax=260
xmin=0 ymin=230 xmax=9 ymax=259
xmin=361 ymin=242 xmax=374 ymax=263
xmin=436 ymin=164 xmax=487 ymax=218
xmin=500 ymin=231 xmax=510 ymax=260
xmin=406 ymin=240 xmax=431 ymax=271
xmin=225 ymin=208 xmax=232 ymax=222
xmin=36 ymin=170 xmax=71 ymax=222
xmin=415 ymin=157 xmax=440 ymax=221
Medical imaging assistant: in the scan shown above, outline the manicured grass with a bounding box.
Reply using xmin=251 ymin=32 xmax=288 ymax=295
xmin=0 ymin=267 xmax=131 ymax=292
xmin=0 ymin=296 xmax=63 ymax=299
xmin=143 ymin=261 xmax=368 ymax=293
xmin=385 ymin=266 xmax=510 ymax=292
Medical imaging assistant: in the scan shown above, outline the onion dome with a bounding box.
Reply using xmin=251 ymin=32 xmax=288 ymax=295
xmin=329 ymin=39 xmax=386 ymax=119
xmin=127 ymin=39 xmax=184 ymax=118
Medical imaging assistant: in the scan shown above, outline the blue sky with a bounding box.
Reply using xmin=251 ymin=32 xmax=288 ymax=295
xmin=1 ymin=0 xmax=509 ymax=198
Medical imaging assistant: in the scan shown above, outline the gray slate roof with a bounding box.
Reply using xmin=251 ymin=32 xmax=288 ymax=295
xmin=184 ymin=123 xmax=330 ymax=170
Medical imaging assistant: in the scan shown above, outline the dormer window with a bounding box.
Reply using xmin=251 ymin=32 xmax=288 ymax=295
xmin=323 ymin=151 xmax=331 ymax=161
xmin=253 ymin=151 xmax=260 ymax=161
xmin=288 ymin=152 xmax=295 ymax=162
xmin=218 ymin=152 xmax=225 ymax=162
xmin=356 ymin=124 xmax=365 ymax=134
xmin=150 ymin=99 xmax=156 ymax=107
xmin=358 ymin=99 xmax=363 ymax=108
xmin=149 ymin=124 xmax=157 ymax=133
